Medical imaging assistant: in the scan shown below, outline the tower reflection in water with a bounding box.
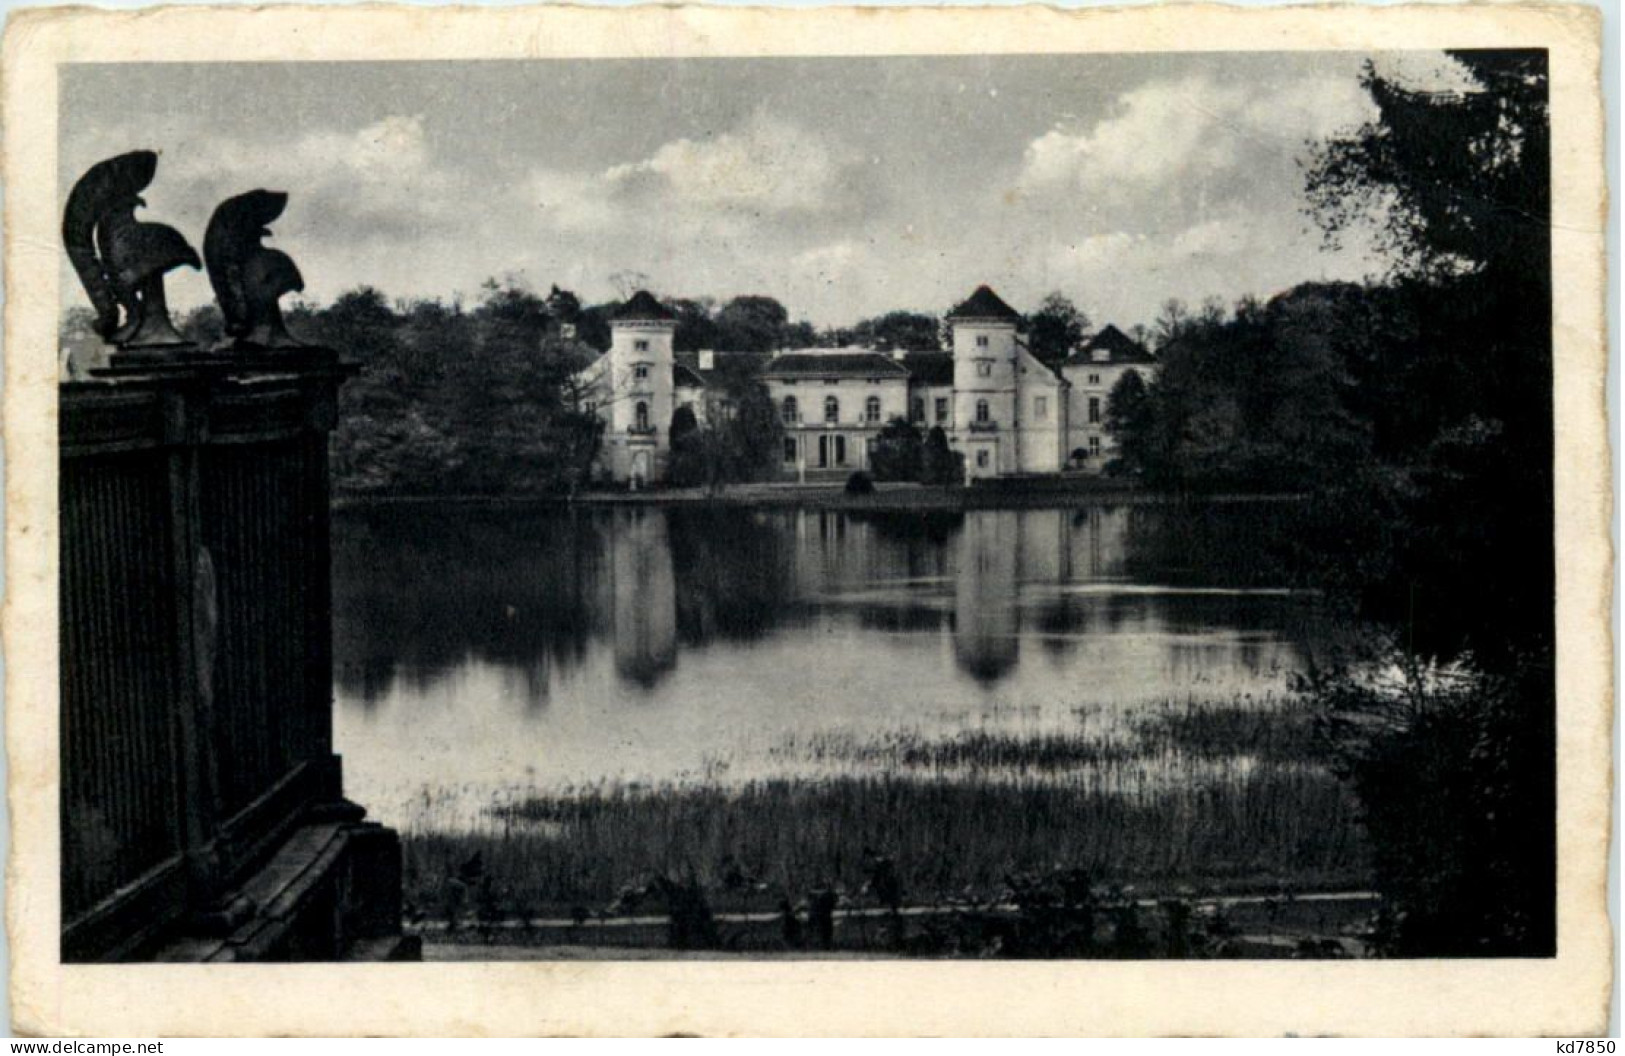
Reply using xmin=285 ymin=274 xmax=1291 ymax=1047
xmin=599 ymin=505 xmax=1161 ymax=692
xmin=609 ymin=507 xmax=677 ymax=689
xmin=953 ymin=510 xmax=1020 ymax=684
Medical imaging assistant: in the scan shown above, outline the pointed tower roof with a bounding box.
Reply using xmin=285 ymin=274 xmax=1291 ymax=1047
xmin=947 ymin=285 xmax=1022 ymax=323
xmin=611 ymin=290 xmax=677 ymax=322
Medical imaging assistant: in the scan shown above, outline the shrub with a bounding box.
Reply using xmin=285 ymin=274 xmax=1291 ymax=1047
xmin=1306 ymin=642 xmax=1554 ymax=956
xmin=869 ymin=419 xmax=924 ymax=481
xmin=921 ymin=427 xmax=963 ymax=485
xmin=845 ymin=471 xmax=876 ymax=494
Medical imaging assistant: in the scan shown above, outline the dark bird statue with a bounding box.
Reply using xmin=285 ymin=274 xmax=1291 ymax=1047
xmin=204 ymin=189 xmax=307 ymax=349
xmin=62 ymin=151 xmax=201 ymax=348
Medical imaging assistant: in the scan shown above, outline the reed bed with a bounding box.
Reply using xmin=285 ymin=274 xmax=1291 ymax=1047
xmin=401 ymin=696 xmax=1367 ymax=923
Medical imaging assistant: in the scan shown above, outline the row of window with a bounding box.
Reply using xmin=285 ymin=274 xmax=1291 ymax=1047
xmin=781 ymin=395 xmax=890 ymax=425
xmin=631 ymin=354 xmax=1107 ymax=389
xmin=907 ymin=397 xmax=951 ymax=424
xmin=629 ymin=393 xmax=1099 ymax=433
xmin=777 ymin=433 xmax=1108 ymax=472
xmin=772 ymin=394 xmax=1089 ymax=427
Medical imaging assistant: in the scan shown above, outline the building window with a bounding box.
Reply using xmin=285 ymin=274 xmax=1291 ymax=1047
xmin=783 ymin=437 xmax=798 ymax=463
xmin=835 ymin=435 xmax=848 ymax=465
xmin=1088 ymin=373 xmax=1101 ymax=385
xmin=935 ymin=397 xmax=949 ymax=422
xmin=911 ymin=397 xmax=925 ymax=423
xmin=976 ymin=399 xmax=991 ymax=423
xmin=976 ymin=360 xmax=993 ymax=378
xmin=782 ymin=395 xmax=799 ymax=424
xmin=1088 ymin=396 xmax=1101 ymax=424
xmin=824 ymin=396 xmax=840 ymax=423
xmin=634 ymin=363 xmax=649 ymax=381
xmin=634 ymin=339 xmax=650 ymax=352
xmin=635 ymin=401 xmax=650 ymax=431
xmin=1035 ymin=396 xmax=1048 ymax=421
xmin=976 ymin=449 xmax=990 ymax=468
xmin=1089 ymin=436 xmax=1102 ymax=455
xmin=976 ymin=335 xmax=990 ymax=348
xmin=826 ymin=379 xmax=839 ymax=386
xmin=865 ymin=396 xmax=882 ymax=423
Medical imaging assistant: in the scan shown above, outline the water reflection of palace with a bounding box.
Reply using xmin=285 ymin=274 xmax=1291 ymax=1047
xmin=335 ymin=502 xmax=1305 ymax=701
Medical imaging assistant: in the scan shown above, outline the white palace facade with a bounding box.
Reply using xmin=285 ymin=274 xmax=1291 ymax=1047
xmin=577 ymin=285 xmax=1158 ymax=486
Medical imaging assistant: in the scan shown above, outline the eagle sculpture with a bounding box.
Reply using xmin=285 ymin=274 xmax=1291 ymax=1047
xmin=62 ymin=151 xmax=201 ymax=348
xmin=203 ymin=190 xmax=307 ymax=349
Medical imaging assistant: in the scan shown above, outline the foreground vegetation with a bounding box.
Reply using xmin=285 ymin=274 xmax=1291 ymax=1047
xmin=399 ymin=696 xmax=1369 ymax=938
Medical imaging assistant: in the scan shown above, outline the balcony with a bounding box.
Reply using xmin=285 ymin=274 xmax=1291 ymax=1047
xmin=626 ymin=424 xmax=658 ymax=436
xmin=968 ymin=420 xmax=1000 ymax=432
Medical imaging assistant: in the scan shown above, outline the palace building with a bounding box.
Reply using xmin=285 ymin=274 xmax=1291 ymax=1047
xmin=577 ymin=285 xmax=1157 ymax=486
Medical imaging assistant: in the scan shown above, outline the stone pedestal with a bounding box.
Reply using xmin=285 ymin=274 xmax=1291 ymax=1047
xmin=60 ymin=349 xmax=414 ymax=962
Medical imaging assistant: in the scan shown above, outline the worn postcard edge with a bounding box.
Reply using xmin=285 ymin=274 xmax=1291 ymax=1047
xmin=1 ymin=1 xmax=1610 ymax=1037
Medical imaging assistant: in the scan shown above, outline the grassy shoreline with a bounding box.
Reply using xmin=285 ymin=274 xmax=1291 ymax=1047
xmin=335 ymin=482 xmax=1307 ymax=513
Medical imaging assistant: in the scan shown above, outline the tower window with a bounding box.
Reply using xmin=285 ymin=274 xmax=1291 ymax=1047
xmin=1035 ymin=396 xmax=1048 ymax=420
xmin=865 ymin=396 xmax=882 ymax=423
xmin=1089 ymin=435 xmax=1102 ymax=455
xmin=976 ymin=360 xmax=993 ymax=378
xmin=635 ymin=401 xmax=650 ymax=431
xmin=634 ymin=339 xmax=650 ymax=352
xmin=976 ymin=450 xmax=990 ymax=468
xmin=634 ymin=363 xmax=649 ymax=381
xmin=1088 ymin=397 xmax=1101 ymax=424
xmin=824 ymin=396 xmax=840 ymax=423
xmin=976 ymin=399 xmax=990 ymax=423
xmin=975 ymin=335 xmax=990 ymax=348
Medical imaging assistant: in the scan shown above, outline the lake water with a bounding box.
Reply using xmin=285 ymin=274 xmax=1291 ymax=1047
xmin=331 ymin=501 xmax=1324 ymax=832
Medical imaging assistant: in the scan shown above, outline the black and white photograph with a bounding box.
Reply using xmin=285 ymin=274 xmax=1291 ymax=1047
xmin=10 ymin=0 xmax=1610 ymax=1037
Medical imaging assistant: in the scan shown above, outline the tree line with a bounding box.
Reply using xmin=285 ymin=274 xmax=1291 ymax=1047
xmin=58 ymin=276 xmax=1111 ymax=496
xmin=1093 ymin=50 xmax=1554 ymax=957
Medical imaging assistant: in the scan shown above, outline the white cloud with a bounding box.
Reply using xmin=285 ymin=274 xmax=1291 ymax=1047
xmin=1168 ymin=216 xmax=1249 ymax=258
xmin=989 ymin=72 xmax=1382 ymax=326
xmin=528 ymin=169 xmax=617 ymax=233
xmin=1015 ymin=74 xmax=1374 ymax=203
xmin=603 ymin=112 xmax=853 ymax=214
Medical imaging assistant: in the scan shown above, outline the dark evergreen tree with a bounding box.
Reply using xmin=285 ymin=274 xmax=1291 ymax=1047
xmin=869 ymin=419 xmax=924 ymax=481
xmin=1024 ymin=293 xmax=1090 ymax=367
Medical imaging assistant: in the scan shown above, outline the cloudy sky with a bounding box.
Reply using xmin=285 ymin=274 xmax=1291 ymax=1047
xmin=60 ymin=53 xmax=1463 ymax=330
